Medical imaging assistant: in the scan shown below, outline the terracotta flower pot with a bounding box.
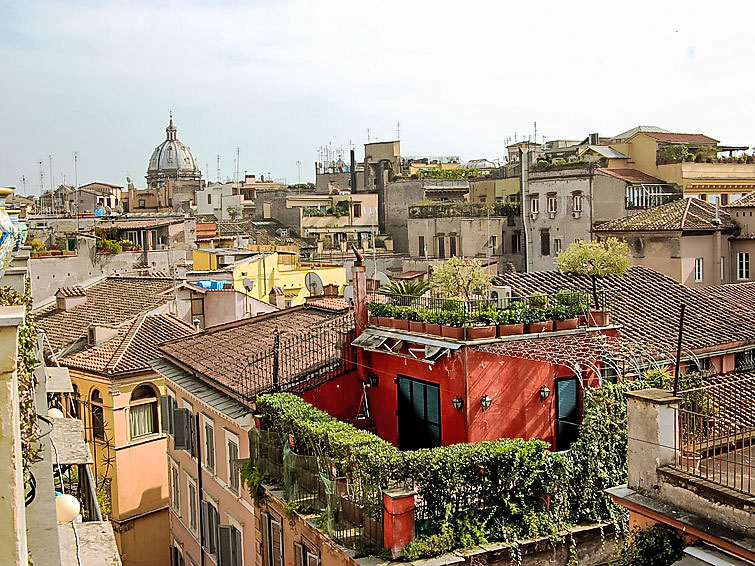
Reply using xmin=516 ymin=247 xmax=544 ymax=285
xmin=465 ymin=325 xmax=496 ymax=340
xmin=498 ymin=323 xmax=524 ymax=336
xmin=527 ymin=321 xmax=553 ymax=333
xmin=425 ymin=323 xmax=442 ymax=336
xmin=679 ymin=451 xmax=702 ymax=473
xmin=555 ymin=318 xmax=578 ymax=331
xmin=409 ymin=321 xmax=425 ymax=333
xmin=62 ymin=250 xmax=75 ymax=256
xmin=588 ymin=310 xmax=610 ymax=327
xmin=377 ymin=316 xmax=392 ymax=328
xmin=39 ymin=251 xmax=52 ymax=257
xmin=394 ymin=319 xmax=409 ymax=331
xmin=441 ymin=325 xmax=464 ymax=339
xmin=30 ymin=252 xmax=39 ymax=258
xmin=368 ymin=316 xmax=378 ymax=326
xmin=578 ymin=315 xmax=587 ymax=326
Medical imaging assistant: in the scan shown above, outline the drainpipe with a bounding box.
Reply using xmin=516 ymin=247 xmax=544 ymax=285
xmin=520 ymin=148 xmax=532 ymax=273
xmin=589 ymin=165 xmax=595 ymax=241
xmin=352 ymin=250 xmax=367 ymax=336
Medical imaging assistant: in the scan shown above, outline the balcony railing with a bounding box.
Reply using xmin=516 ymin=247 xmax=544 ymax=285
xmin=674 ymin=374 xmax=755 ymax=495
xmin=408 ymin=202 xmax=521 ymax=219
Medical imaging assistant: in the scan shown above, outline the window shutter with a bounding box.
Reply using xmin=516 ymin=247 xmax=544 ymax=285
xmin=160 ymin=395 xmax=175 ymax=434
xmin=293 ymin=542 xmax=303 ymax=566
xmin=232 ymin=526 xmax=242 ymax=566
xmin=210 ymin=505 xmax=220 ymax=554
xmin=189 ymin=415 xmax=196 ymax=457
xmin=169 ymin=546 xmax=175 ymax=566
xmin=270 ymin=519 xmax=283 ymax=566
xmin=200 ymin=501 xmax=210 ymax=549
xmin=174 ymin=409 xmax=191 ymax=451
xmin=218 ymin=525 xmax=233 ymax=566
xmin=260 ymin=512 xmax=270 ymax=566
xmin=306 ymin=551 xmax=320 ymax=566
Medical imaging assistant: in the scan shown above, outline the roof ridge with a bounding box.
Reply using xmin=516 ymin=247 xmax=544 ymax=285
xmin=107 ymin=314 xmax=147 ymax=373
xmin=680 ymin=197 xmax=693 ymax=229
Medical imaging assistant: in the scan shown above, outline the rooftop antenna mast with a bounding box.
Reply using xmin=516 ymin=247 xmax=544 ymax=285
xmin=296 ymin=160 xmax=301 ymax=184
xmin=236 ymin=147 xmax=240 ymax=184
xmin=216 ymin=155 xmax=221 ymax=183
xmin=367 ymin=128 xmax=371 ymax=143
xmin=38 ymin=161 xmax=44 ymax=197
xmin=396 ymin=121 xmax=400 ymax=140
xmin=20 ymin=175 xmax=26 ymax=196
xmin=74 ymin=151 xmax=79 ymax=233
xmin=534 ymin=121 xmax=537 ymax=145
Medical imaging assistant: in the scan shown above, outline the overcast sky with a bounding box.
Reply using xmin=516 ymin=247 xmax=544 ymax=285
xmin=2 ymin=0 xmax=755 ymax=194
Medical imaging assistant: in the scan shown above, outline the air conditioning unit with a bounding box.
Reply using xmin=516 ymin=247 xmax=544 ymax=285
xmin=530 ymin=212 xmax=538 ymax=219
xmin=488 ymin=285 xmax=512 ymax=308
xmin=572 ymin=211 xmax=582 ymax=219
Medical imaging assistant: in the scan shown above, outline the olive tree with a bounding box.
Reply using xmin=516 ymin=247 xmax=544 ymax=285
xmin=431 ymin=256 xmax=492 ymax=300
xmin=555 ymin=238 xmax=630 ymax=309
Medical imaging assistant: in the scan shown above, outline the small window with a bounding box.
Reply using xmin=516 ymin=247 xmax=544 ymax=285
xmin=201 ymin=500 xmax=220 ymax=555
xmin=573 ymin=194 xmax=583 ymax=212
xmin=130 ymin=384 xmax=158 ymax=439
xmin=227 ymin=435 xmax=240 ymax=494
xmin=738 ymin=252 xmax=750 ymax=280
xmin=353 ymin=203 xmax=362 ymax=217
xmin=91 ymin=389 xmax=105 ymax=440
xmin=540 ymin=231 xmax=550 ymax=256
xmin=694 ymin=258 xmax=703 ymax=282
xmin=170 ymin=461 xmax=180 ymax=515
xmin=207 ymin=194 xmax=212 ymax=205
xmin=547 ymin=196 xmax=558 ymax=214
xmin=418 ymin=235 xmax=425 ymax=257
xmin=530 ymin=197 xmax=539 ymax=214
xmin=138 ymin=199 xmax=146 ymax=208
xmin=511 ymin=232 xmax=521 ymax=254
xmin=449 ymin=235 xmax=457 ymax=257
xmin=437 ymin=236 xmax=445 ymax=259
xmin=490 ymin=235 xmax=497 ymax=254
xmin=204 ymin=418 xmax=215 ymax=473
xmin=720 ymin=193 xmax=729 ymax=205
xmin=553 ymin=238 xmax=562 ymax=254
xmin=186 ymin=475 xmax=198 ymax=536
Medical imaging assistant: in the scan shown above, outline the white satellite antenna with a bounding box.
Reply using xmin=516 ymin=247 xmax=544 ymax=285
xmin=343 ymin=285 xmax=354 ymax=307
xmin=242 ymin=278 xmax=254 ymax=292
xmin=374 ymin=271 xmax=390 ymax=288
xmin=304 ymin=272 xmax=324 ymax=295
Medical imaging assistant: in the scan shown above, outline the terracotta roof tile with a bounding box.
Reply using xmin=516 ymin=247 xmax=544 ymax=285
xmin=304 ymin=296 xmax=351 ymax=312
xmin=215 ymin=219 xmax=312 ymax=247
xmin=493 ymin=266 xmax=755 ymax=355
xmin=598 ymin=168 xmax=666 ymax=184
xmin=60 ymin=314 xmax=194 ymax=375
xmin=594 ymin=198 xmax=735 ymax=232
xmin=159 ymin=306 xmax=347 ymax=397
xmin=55 ymin=286 xmax=86 ymax=297
xmin=37 ymin=276 xmax=175 ymax=354
xmin=643 ymin=132 xmax=719 ymax=145
xmin=726 ymin=190 xmax=755 ymax=208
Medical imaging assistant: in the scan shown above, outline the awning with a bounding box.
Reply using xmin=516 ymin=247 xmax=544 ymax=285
xmin=42 ymin=366 xmax=73 ymax=394
xmin=352 ymin=328 xmax=461 ymax=362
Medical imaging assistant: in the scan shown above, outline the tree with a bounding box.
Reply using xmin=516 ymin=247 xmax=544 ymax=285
xmin=431 ymin=256 xmax=491 ymax=300
xmin=226 ymin=204 xmax=242 ymax=220
xmin=555 ymin=238 xmax=630 ymax=309
xmin=379 ymin=280 xmax=430 ymax=298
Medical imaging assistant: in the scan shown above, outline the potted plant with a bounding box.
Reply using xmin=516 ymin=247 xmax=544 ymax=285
xmin=465 ymin=309 xmax=496 ymax=340
xmin=424 ymin=310 xmax=443 ymax=336
xmin=523 ymin=307 xmax=553 ymax=333
xmin=392 ymin=305 xmax=411 ymax=331
xmin=367 ymin=303 xmax=385 ymax=326
xmin=528 ymin=291 xmax=549 ymax=308
xmin=495 ymin=307 xmax=524 ymax=337
xmin=548 ymin=305 xmax=578 ymax=331
xmin=440 ymin=310 xmax=464 ymax=340
xmin=409 ymin=307 xmax=427 ymax=333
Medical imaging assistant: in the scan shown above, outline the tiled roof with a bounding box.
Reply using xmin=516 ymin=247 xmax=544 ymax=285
xmin=393 ymin=271 xmax=426 ymax=280
xmin=594 ymin=198 xmax=735 ymax=232
xmin=726 ymin=190 xmax=755 ymax=208
xmin=36 ymin=276 xmax=175 ymax=354
xmin=697 ymin=281 xmax=755 ymax=312
xmin=598 ymin=168 xmax=666 ymax=184
xmin=304 ymin=296 xmax=352 ymax=312
xmin=581 ymin=146 xmax=628 ymax=159
xmin=159 ymin=306 xmax=345 ymax=396
xmin=216 ymin=219 xmax=311 ymax=247
xmin=60 ymin=314 xmax=194 ymax=375
xmin=643 ymin=132 xmax=719 ymax=145
xmin=493 ymin=266 xmax=755 ymax=355
xmin=195 ymin=214 xmax=218 ymax=223
xmin=55 ymin=286 xmax=86 ymax=297
xmin=98 ymin=219 xmax=180 ymax=229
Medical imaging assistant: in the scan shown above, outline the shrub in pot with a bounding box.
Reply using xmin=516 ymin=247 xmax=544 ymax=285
xmin=440 ymin=310 xmax=464 ymax=339
xmin=424 ymin=310 xmax=443 ymax=336
xmin=409 ymin=307 xmax=427 ymax=333
xmin=523 ymin=307 xmax=553 ymax=333
xmin=528 ymin=291 xmax=549 ymax=308
xmin=367 ymin=303 xmax=387 ymax=326
xmin=547 ymin=305 xmax=578 ymax=331
xmin=464 ymin=309 xmax=496 ymax=340
xmin=391 ymin=305 xmax=411 ymax=331
xmin=494 ymin=308 xmax=524 ymax=336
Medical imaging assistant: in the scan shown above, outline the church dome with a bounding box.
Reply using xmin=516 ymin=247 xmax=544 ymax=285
xmin=146 ymin=114 xmax=200 ymax=187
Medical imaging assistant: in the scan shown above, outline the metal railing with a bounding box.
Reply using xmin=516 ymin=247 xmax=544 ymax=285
xmin=674 ymin=375 xmax=755 ymax=495
xmin=408 ymin=202 xmax=521 ymax=219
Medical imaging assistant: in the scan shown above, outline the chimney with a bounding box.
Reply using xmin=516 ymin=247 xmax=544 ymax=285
xmin=87 ymin=324 xmax=119 ymax=346
xmin=352 ymin=260 xmax=367 ymax=336
xmin=323 ymin=283 xmax=338 ymax=297
xmin=268 ymin=287 xmax=286 ymax=309
xmin=55 ymin=286 xmax=87 ymax=312
xmin=589 ymin=133 xmax=599 ymax=145
xmin=350 ymin=149 xmax=357 ymax=193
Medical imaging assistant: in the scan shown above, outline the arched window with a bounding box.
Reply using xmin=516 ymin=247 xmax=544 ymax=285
xmin=70 ymin=383 xmax=80 ymax=419
xmin=90 ymin=388 xmax=105 ymax=440
xmin=130 ymin=384 xmax=158 ymax=439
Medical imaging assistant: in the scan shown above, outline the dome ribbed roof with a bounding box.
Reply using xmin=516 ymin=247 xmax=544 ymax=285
xmin=146 ymin=114 xmax=199 ymax=179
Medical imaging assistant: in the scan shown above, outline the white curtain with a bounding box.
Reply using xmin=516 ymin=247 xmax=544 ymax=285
xmin=130 ymin=403 xmax=155 ymax=438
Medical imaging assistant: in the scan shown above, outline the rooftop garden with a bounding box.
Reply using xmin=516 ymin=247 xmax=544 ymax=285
xmin=533 ymin=158 xmax=591 ymax=170
xmin=303 ymin=200 xmax=351 ymax=218
xmin=408 ymin=201 xmax=520 ymax=219
xmin=656 ymin=144 xmax=755 ymax=164
xmin=417 ymin=167 xmax=493 ymax=180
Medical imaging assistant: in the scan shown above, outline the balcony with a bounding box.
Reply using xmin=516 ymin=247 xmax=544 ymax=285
xmin=408 ymin=201 xmax=520 ymax=219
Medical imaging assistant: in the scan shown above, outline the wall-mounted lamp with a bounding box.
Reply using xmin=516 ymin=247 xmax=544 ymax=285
xmin=452 ymin=396 xmax=464 ymax=411
xmin=539 ymin=385 xmax=551 ymax=401
xmin=480 ymin=394 xmax=493 ymax=412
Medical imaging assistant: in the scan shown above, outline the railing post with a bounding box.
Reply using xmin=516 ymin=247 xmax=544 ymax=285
xmin=383 ymin=488 xmax=416 ymax=558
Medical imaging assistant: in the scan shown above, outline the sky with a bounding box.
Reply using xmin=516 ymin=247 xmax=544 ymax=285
xmin=2 ymin=0 xmax=755 ymax=194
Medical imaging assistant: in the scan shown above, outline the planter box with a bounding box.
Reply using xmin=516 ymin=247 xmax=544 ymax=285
xmin=62 ymin=251 xmax=75 ymax=256
xmin=578 ymin=314 xmax=587 ymax=326
xmin=555 ymin=318 xmax=578 ymax=331
xmin=50 ymin=250 xmax=62 ymax=256
xmin=30 ymin=252 xmax=40 ymax=258
xmin=588 ymin=310 xmax=610 ymax=327
xmin=377 ymin=316 xmax=392 ymax=328
xmin=498 ymin=323 xmax=524 ymax=336
xmin=409 ymin=321 xmax=425 ymax=333
xmin=425 ymin=323 xmax=442 ymax=336
xmin=368 ymin=316 xmax=378 ymax=326
xmin=39 ymin=252 xmax=52 ymax=257
xmin=394 ymin=319 xmax=410 ymax=331
xmin=441 ymin=325 xmax=464 ymax=340
xmin=465 ymin=325 xmax=496 ymax=340
xmin=527 ymin=321 xmax=554 ymax=333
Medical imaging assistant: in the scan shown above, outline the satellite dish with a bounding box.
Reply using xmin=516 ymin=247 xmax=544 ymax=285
xmin=374 ymin=271 xmax=390 ymax=288
xmin=304 ymin=272 xmax=324 ymax=296
xmin=243 ymin=278 xmax=254 ymax=292
xmin=343 ymin=285 xmax=354 ymax=307
xmin=126 ymin=176 xmax=132 ymax=184
xmin=93 ymin=206 xmax=105 ymax=217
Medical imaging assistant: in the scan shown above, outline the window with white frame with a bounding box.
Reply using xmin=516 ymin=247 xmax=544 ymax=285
xmin=553 ymin=238 xmax=562 ymax=254
xmin=226 ymin=432 xmax=240 ymax=494
xmin=547 ymin=196 xmax=558 ymax=214
xmin=201 ymin=499 xmax=220 ymax=556
xmin=572 ymin=194 xmax=583 ymax=212
xmin=130 ymin=384 xmax=158 ymax=439
xmin=203 ymin=417 xmax=215 ymax=473
xmin=294 ymin=541 xmax=320 ymax=566
xmin=738 ymin=252 xmax=750 ymax=280
xmin=694 ymin=258 xmax=704 ymax=282
xmin=186 ymin=474 xmax=198 ymax=536
xmin=530 ymin=196 xmax=539 ymax=214
xmin=170 ymin=461 xmax=180 ymax=515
